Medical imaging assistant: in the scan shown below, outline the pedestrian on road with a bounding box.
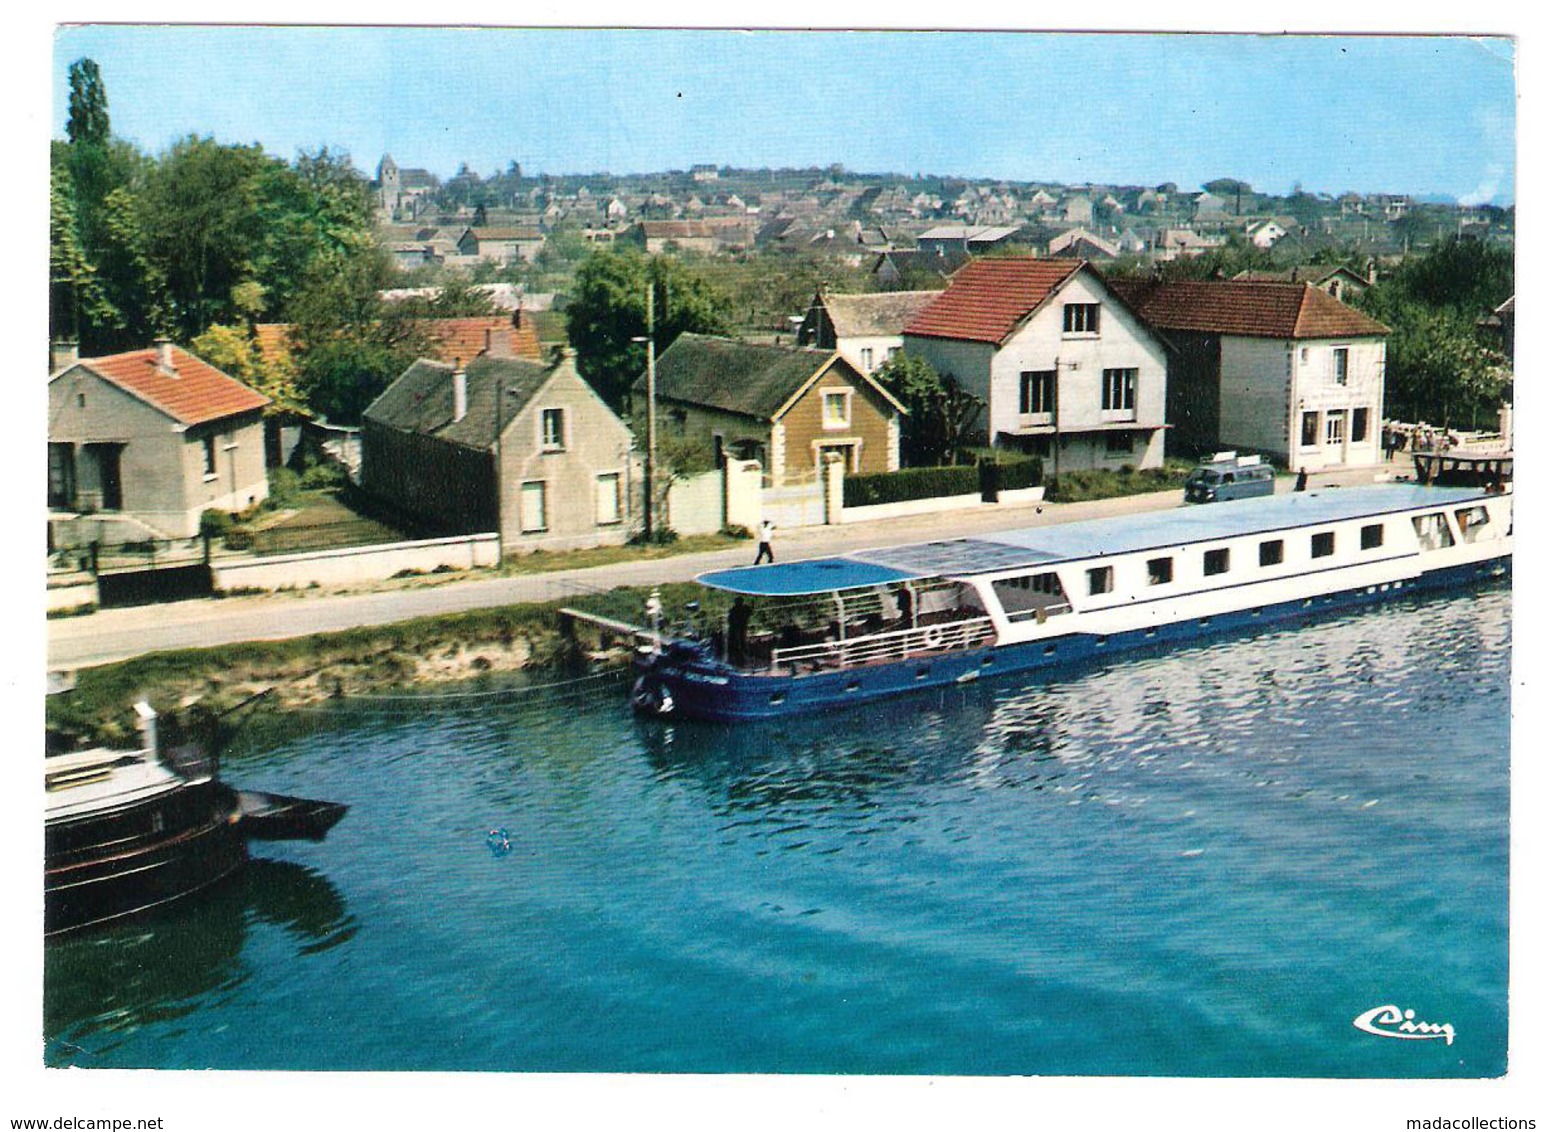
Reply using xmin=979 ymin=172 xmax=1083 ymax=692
xmin=754 ymin=519 xmax=776 ymax=565
xmin=1294 ymin=467 xmax=1309 ymax=492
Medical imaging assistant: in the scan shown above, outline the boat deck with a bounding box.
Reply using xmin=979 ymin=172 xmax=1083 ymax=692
xmin=46 ymin=750 xmax=191 ymax=821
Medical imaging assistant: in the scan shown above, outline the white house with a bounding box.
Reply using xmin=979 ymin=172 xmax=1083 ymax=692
xmin=902 ymin=258 xmax=1170 ymax=472
xmin=1111 ymin=279 xmax=1390 ymax=471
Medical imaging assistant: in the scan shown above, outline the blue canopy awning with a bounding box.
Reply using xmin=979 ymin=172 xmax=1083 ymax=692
xmin=696 ymin=557 xmax=922 ymax=597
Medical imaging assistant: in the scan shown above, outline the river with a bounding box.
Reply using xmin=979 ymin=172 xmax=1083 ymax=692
xmin=44 ymin=584 xmax=1511 ymax=1076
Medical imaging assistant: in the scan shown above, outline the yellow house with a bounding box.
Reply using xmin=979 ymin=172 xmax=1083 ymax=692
xmin=643 ymin=334 xmax=906 ymax=486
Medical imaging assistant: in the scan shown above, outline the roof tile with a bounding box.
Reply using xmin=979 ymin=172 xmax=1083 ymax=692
xmin=904 ymin=258 xmax=1084 ymax=344
xmin=1108 ymin=279 xmax=1389 ymax=339
xmin=76 ymin=346 xmax=269 ymax=426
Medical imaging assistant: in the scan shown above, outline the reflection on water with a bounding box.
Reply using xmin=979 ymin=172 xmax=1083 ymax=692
xmin=45 ymin=860 xmax=354 ymax=1066
xmin=42 ymin=585 xmax=1509 ymax=1075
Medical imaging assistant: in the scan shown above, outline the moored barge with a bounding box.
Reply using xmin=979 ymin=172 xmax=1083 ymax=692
xmin=632 ymin=483 xmax=1511 ymax=722
xmin=45 ymin=702 xmax=346 ymax=937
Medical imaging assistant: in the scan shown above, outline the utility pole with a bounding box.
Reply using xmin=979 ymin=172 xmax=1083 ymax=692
xmin=640 ymin=284 xmax=658 ymax=542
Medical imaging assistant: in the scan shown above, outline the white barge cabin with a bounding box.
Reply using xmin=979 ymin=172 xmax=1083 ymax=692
xmin=630 ymin=483 xmax=1511 ymax=721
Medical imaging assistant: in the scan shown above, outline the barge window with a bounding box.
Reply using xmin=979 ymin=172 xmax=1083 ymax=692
xmin=1147 ymin=556 xmax=1173 ymax=585
xmin=1456 ymin=506 xmax=1490 ymax=543
xmin=1087 ymin=566 xmax=1114 ymax=596
xmin=1203 ymin=548 xmax=1230 ymax=576
xmin=992 ymin=572 xmax=1070 ymax=622
xmin=1360 ymin=523 xmax=1384 ymax=550
xmin=1412 ymin=512 xmax=1455 ymax=551
xmin=1259 ymin=539 xmax=1284 ymax=566
xmin=1311 ymin=531 xmax=1335 ymax=558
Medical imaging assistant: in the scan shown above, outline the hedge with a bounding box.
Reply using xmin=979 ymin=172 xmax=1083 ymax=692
xmin=844 ymin=465 xmax=978 ymax=508
xmin=998 ymin=458 xmax=1044 ymax=491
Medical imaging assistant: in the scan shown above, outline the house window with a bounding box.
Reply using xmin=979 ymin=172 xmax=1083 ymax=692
xmin=1333 ymin=347 xmax=1349 ymax=385
xmin=520 ymin=481 xmax=548 ymax=533
xmin=1019 ymin=370 xmax=1056 ymax=414
xmin=1352 ymin=407 xmax=1370 ymax=443
xmin=1311 ymin=531 xmax=1335 ymax=558
xmin=1361 ymin=523 xmax=1384 ymax=550
xmin=540 ymin=408 xmax=566 ymax=451
xmin=860 ymin=347 xmax=874 ymax=371
xmin=77 ymin=392 xmax=86 ymax=408
xmin=1063 ymin=303 xmax=1100 ymax=335
xmin=1203 ymin=547 xmax=1230 ymax=576
xmin=595 ymin=473 xmax=623 ymax=526
xmin=1101 ymin=368 xmax=1136 ymax=412
xmin=1259 ymin=539 xmax=1284 ymax=566
xmin=48 ymin=443 xmax=75 ymax=508
xmin=886 ymin=346 xmax=900 ymax=363
xmin=1087 ymin=565 xmax=1114 ymax=595
xmin=823 ymin=389 xmax=852 ymax=429
xmin=1105 ymin=431 xmax=1134 ymax=455
xmin=1300 ymin=411 xmax=1320 ymax=448
xmin=1147 ymin=556 xmax=1173 ymax=585
xmin=202 ymin=435 xmax=218 ymax=477
xmin=1326 ymin=410 xmax=1346 ymax=447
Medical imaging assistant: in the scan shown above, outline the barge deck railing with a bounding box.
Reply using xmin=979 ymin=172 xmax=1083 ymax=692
xmin=770 ymin=615 xmax=997 ymax=673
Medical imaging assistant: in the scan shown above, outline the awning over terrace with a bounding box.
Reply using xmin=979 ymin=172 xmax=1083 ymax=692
xmin=696 ymin=557 xmax=923 ymax=596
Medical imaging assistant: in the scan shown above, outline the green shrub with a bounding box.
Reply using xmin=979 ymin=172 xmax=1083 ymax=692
xmin=1044 ymin=462 xmax=1191 ymax=503
xmin=300 ymin=461 xmax=348 ymax=490
xmin=199 ymin=509 xmax=234 ymax=538
xmin=845 ymin=465 xmax=978 ymax=508
xmin=721 ymin=524 xmax=753 ymax=539
xmin=223 ymin=525 xmax=255 ymax=551
xmin=267 ymin=466 xmax=303 ymax=508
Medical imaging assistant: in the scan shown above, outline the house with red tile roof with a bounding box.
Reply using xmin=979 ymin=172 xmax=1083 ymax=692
xmin=1109 ymin=279 xmax=1390 ymax=471
xmin=902 ymin=258 xmax=1170 ymax=473
xmin=48 ymin=341 xmax=271 ymax=541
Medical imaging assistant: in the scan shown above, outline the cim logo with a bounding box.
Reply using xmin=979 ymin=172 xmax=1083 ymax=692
xmin=1353 ymin=1004 xmax=1455 ymax=1046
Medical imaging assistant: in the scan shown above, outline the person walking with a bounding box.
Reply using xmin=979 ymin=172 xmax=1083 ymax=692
xmin=1294 ymin=467 xmax=1309 ymax=492
xmin=754 ymin=519 xmax=776 ymax=565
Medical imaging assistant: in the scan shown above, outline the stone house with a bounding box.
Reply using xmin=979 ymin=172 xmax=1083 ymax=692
xmin=361 ymin=349 xmax=637 ymax=554
xmin=643 ymin=334 xmax=905 ymax=486
xmin=455 ymin=226 xmax=546 ymax=264
xmin=1110 ymin=279 xmax=1390 ymax=471
xmin=796 ymin=290 xmax=941 ymax=375
xmin=902 ymin=258 xmax=1170 ymax=472
xmin=48 ymin=341 xmax=270 ymax=543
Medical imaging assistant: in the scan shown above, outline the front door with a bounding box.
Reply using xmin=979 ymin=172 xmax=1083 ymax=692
xmin=88 ymin=443 xmax=123 ymax=510
xmin=48 ymin=443 xmax=76 ymax=509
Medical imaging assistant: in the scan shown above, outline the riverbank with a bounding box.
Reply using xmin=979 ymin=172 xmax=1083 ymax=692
xmin=45 ymin=585 xmax=686 ymax=748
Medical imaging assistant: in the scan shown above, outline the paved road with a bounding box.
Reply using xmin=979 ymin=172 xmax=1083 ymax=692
xmin=47 ymin=461 xmax=1407 ymax=671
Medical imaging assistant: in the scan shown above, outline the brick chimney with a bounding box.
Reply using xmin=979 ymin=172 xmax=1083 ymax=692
xmin=452 ymin=358 xmax=467 ymax=422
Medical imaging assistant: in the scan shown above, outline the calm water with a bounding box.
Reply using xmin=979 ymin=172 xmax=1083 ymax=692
xmin=44 ymin=585 xmax=1511 ymax=1076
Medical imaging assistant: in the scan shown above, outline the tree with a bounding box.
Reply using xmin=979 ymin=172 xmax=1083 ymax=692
xmin=50 ymin=165 xmax=117 ymax=344
xmin=873 ymin=352 xmax=983 ymax=466
xmin=566 ymin=249 xmax=733 ymax=410
xmin=192 ymin=323 xmax=310 ymax=419
xmin=65 ymin=58 xmax=110 ymax=146
xmin=285 ymin=246 xmax=432 ymax=424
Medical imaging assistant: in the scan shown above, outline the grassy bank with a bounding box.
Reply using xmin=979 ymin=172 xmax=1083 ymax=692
xmin=46 ymin=584 xmax=712 ymax=749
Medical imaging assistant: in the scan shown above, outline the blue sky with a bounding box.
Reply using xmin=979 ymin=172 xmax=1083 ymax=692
xmin=52 ymin=26 xmax=1516 ymax=204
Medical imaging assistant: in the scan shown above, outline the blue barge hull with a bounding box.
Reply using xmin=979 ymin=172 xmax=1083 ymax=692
xmin=634 ymin=556 xmax=1510 ymax=722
